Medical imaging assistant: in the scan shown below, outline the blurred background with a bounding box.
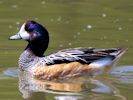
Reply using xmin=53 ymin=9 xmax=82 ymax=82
xmin=0 ymin=0 xmax=133 ymax=100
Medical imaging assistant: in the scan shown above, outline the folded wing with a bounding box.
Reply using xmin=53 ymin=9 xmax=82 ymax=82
xmin=43 ymin=47 xmax=127 ymax=65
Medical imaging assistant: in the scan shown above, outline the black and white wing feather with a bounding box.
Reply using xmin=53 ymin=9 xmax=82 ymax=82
xmin=43 ymin=47 xmax=126 ymax=65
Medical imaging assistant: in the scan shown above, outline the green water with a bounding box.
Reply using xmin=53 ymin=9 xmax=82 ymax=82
xmin=0 ymin=0 xmax=133 ymax=100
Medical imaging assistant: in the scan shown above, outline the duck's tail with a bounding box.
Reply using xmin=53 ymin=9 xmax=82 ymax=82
xmin=88 ymin=48 xmax=128 ymax=75
xmin=112 ymin=47 xmax=128 ymax=69
xmin=111 ymin=47 xmax=128 ymax=61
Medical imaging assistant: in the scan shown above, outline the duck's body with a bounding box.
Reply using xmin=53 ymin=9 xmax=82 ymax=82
xmin=9 ymin=21 xmax=128 ymax=80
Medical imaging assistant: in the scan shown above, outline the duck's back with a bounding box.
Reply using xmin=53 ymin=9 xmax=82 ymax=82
xmin=32 ymin=47 xmax=127 ymax=80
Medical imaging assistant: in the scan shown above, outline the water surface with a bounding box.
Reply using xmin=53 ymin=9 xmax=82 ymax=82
xmin=0 ymin=0 xmax=133 ymax=100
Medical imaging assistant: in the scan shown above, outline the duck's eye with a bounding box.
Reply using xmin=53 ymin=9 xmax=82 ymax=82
xmin=27 ymin=29 xmax=33 ymax=32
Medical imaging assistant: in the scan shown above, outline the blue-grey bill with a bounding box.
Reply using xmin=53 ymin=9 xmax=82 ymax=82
xmin=9 ymin=34 xmax=22 ymax=40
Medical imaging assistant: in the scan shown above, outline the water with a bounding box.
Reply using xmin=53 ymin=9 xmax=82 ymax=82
xmin=0 ymin=0 xmax=133 ymax=100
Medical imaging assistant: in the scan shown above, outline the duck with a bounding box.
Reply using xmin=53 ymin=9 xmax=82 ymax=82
xmin=9 ymin=20 xmax=128 ymax=80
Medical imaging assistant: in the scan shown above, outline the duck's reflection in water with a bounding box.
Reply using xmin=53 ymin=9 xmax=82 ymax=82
xmin=18 ymin=71 xmax=126 ymax=100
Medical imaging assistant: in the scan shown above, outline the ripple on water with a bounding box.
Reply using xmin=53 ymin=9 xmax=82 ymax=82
xmin=3 ymin=67 xmax=18 ymax=78
xmin=111 ymin=65 xmax=133 ymax=84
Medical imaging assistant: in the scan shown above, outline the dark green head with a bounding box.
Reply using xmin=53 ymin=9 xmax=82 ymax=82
xmin=9 ymin=20 xmax=49 ymax=57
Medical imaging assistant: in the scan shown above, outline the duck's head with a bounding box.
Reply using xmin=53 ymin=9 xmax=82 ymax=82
xmin=9 ymin=20 xmax=49 ymax=57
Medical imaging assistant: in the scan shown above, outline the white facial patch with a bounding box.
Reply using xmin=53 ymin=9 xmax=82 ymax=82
xmin=18 ymin=23 xmax=30 ymax=40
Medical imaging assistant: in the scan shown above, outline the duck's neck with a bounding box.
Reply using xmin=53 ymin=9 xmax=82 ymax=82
xmin=19 ymin=49 xmax=37 ymax=71
xmin=25 ymin=37 xmax=49 ymax=57
xmin=19 ymin=37 xmax=49 ymax=71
